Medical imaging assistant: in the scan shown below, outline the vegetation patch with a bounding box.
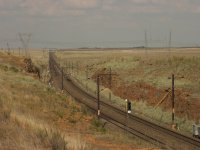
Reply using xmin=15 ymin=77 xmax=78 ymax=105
xmin=57 ymin=49 xmax=200 ymax=134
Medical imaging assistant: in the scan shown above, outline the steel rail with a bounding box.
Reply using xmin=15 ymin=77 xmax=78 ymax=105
xmin=49 ymin=52 xmax=200 ymax=150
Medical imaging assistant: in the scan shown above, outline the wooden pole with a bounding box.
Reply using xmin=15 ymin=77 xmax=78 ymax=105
xmin=172 ymin=74 xmax=175 ymax=125
xmin=97 ymin=75 xmax=100 ymax=119
xmin=109 ymin=67 xmax=112 ymax=101
xmin=61 ymin=67 xmax=64 ymax=91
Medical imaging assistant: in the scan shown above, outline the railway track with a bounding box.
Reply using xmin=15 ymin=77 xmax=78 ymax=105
xmin=49 ymin=52 xmax=200 ymax=150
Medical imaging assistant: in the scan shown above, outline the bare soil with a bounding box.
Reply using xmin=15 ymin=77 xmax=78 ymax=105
xmin=93 ymin=67 xmax=200 ymax=124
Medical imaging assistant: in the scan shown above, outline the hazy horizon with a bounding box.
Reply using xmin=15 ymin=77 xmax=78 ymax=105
xmin=0 ymin=0 xmax=200 ymax=48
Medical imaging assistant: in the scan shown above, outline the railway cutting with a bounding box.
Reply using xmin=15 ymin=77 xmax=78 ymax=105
xmin=49 ymin=52 xmax=200 ymax=150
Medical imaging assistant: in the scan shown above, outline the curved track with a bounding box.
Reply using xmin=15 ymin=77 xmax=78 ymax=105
xmin=49 ymin=52 xmax=200 ymax=150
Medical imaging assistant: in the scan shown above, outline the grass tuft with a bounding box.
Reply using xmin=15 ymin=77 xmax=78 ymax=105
xmin=50 ymin=130 xmax=67 ymax=150
xmin=91 ymin=117 xmax=107 ymax=133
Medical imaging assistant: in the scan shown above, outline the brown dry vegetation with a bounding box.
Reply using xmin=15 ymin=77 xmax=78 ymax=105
xmin=0 ymin=51 xmax=155 ymax=150
xmin=57 ymin=48 xmax=200 ymax=132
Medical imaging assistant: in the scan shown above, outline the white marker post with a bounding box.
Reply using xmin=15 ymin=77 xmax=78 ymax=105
xmin=125 ymin=99 xmax=132 ymax=133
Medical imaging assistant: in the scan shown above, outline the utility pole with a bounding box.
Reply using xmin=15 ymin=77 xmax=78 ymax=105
xmin=66 ymin=61 xmax=69 ymax=73
xmin=67 ymin=61 xmax=70 ymax=74
xmin=19 ymin=33 xmax=32 ymax=58
xmin=172 ymin=74 xmax=175 ymax=126
xmin=85 ymin=65 xmax=91 ymax=91
xmin=85 ymin=65 xmax=93 ymax=79
xmin=86 ymin=65 xmax=89 ymax=80
xmin=61 ymin=67 xmax=64 ymax=91
xmin=71 ymin=62 xmax=74 ymax=76
xmin=97 ymin=75 xmax=100 ymax=119
xmin=125 ymin=99 xmax=128 ymax=134
xmin=109 ymin=67 xmax=112 ymax=101
xmin=43 ymin=49 xmax=45 ymax=57
xmin=145 ymin=30 xmax=148 ymax=57
xmin=168 ymin=31 xmax=172 ymax=58
xmin=96 ymin=72 xmax=117 ymax=120
xmin=19 ymin=47 xmax=20 ymax=56
xmin=76 ymin=62 xmax=79 ymax=75
xmin=125 ymin=99 xmax=132 ymax=134
xmin=7 ymin=42 xmax=10 ymax=55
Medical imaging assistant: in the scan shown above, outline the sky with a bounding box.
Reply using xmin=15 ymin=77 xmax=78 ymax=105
xmin=0 ymin=0 xmax=200 ymax=48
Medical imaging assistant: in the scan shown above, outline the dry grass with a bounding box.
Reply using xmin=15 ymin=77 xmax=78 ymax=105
xmin=0 ymin=51 xmax=91 ymax=149
xmin=56 ymin=48 xmax=200 ymax=133
xmin=0 ymin=51 xmax=155 ymax=150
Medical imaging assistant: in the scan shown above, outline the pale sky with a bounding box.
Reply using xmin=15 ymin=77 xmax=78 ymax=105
xmin=0 ymin=0 xmax=200 ymax=48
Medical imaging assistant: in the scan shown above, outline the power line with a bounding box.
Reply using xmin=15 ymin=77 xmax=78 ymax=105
xmin=19 ymin=33 xmax=32 ymax=57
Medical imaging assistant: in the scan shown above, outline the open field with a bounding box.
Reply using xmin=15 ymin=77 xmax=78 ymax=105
xmin=56 ymin=48 xmax=200 ymax=134
xmin=0 ymin=51 xmax=156 ymax=150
